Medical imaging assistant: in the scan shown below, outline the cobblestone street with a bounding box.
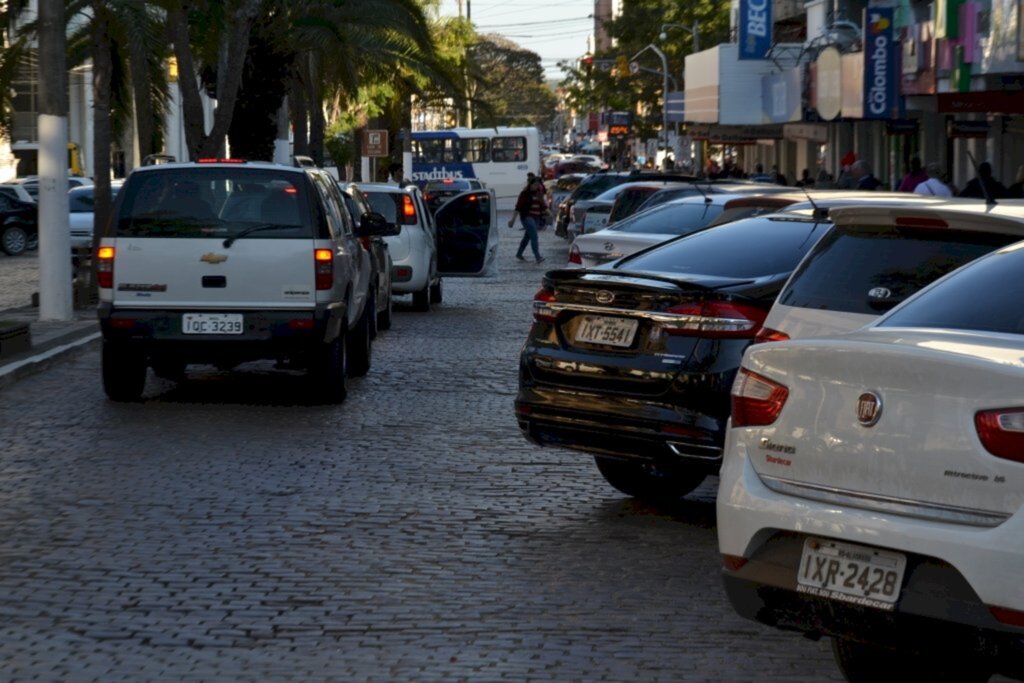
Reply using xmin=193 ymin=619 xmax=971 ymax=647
xmin=0 ymin=221 xmax=841 ymax=681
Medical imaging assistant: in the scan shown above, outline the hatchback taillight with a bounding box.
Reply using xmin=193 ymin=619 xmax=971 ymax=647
xmin=401 ymin=195 xmax=416 ymax=224
xmin=314 ymin=249 xmax=333 ymax=290
xmin=731 ymin=368 xmax=788 ymax=427
xmin=754 ymin=326 xmax=791 ymax=344
xmin=568 ymin=244 xmax=582 ymax=265
xmin=662 ymin=301 xmax=767 ymax=338
xmin=975 ymin=408 xmax=1024 ymax=463
xmin=97 ymin=246 xmax=114 ymax=289
xmin=533 ymin=286 xmax=558 ymax=323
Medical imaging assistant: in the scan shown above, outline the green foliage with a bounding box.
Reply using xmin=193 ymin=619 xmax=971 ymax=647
xmin=467 ymin=35 xmax=558 ymax=130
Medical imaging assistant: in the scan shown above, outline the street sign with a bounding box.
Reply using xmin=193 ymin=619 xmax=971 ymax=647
xmin=629 ymin=61 xmax=640 ymax=75
xmin=363 ymin=129 xmax=389 ymax=157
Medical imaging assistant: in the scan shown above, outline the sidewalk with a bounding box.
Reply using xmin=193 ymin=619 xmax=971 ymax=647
xmin=0 ymin=305 xmax=100 ymax=390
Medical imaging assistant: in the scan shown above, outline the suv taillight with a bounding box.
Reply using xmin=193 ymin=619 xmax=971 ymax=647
xmin=975 ymin=409 xmax=1024 ymax=463
xmin=97 ymin=246 xmax=114 ymax=288
xmin=754 ymin=326 xmax=791 ymax=344
xmin=662 ymin=301 xmax=767 ymax=339
xmin=314 ymin=249 xmax=333 ymax=290
xmin=401 ymin=195 xmax=416 ymax=224
xmin=731 ymin=368 xmax=788 ymax=427
xmin=533 ymin=286 xmax=558 ymax=323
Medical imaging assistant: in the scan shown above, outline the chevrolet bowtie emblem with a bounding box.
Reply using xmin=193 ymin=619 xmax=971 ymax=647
xmin=200 ymin=253 xmax=228 ymax=264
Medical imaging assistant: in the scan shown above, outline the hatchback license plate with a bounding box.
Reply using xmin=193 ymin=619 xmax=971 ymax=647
xmin=182 ymin=313 xmax=244 ymax=335
xmin=796 ymin=538 xmax=905 ymax=611
xmin=574 ymin=316 xmax=638 ymax=348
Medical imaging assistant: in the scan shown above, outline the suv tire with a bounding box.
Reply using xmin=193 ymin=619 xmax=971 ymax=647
xmin=1 ymin=225 xmax=28 ymax=256
xmin=102 ymin=341 xmax=147 ymax=401
xmin=377 ymin=289 xmax=393 ymax=331
xmin=347 ymin=301 xmax=372 ymax=377
xmin=430 ymin=278 xmax=443 ymax=304
xmin=412 ymin=283 xmax=430 ymax=312
xmin=593 ymin=456 xmax=706 ymax=502
xmin=310 ymin=335 xmax=347 ymax=403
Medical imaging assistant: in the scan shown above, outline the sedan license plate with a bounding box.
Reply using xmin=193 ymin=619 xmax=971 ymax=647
xmin=574 ymin=316 xmax=638 ymax=348
xmin=796 ymin=538 xmax=906 ymax=611
xmin=182 ymin=313 xmax=244 ymax=335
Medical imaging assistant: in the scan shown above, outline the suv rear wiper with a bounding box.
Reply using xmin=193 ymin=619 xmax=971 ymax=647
xmin=223 ymin=223 xmax=300 ymax=248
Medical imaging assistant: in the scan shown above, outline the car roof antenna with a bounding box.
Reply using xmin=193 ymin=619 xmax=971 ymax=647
xmin=691 ymin=179 xmax=711 ymax=204
xmin=799 ymin=184 xmax=826 ymax=220
xmin=966 ymin=150 xmax=998 ymax=207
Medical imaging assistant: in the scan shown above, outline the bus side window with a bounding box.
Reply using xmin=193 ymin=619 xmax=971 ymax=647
xmin=460 ymin=138 xmax=489 ymax=163
xmin=492 ymin=136 xmax=526 ymax=163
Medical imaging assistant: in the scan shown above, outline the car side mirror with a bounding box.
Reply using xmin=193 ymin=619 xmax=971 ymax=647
xmin=357 ymin=211 xmax=400 ymax=237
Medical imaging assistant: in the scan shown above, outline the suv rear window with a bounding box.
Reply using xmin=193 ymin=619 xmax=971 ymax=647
xmin=777 ymin=225 xmax=1016 ymax=314
xmin=617 ymin=217 xmax=829 ymax=278
xmin=364 ymin=190 xmax=417 ymax=225
xmin=116 ymin=168 xmax=313 ymax=239
xmin=880 ymin=243 xmax=1024 ymax=335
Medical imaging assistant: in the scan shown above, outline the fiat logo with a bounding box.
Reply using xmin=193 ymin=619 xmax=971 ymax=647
xmin=595 ymin=290 xmax=615 ymax=304
xmin=857 ymin=392 xmax=883 ymax=427
xmin=868 ymin=287 xmax=892 ymax=299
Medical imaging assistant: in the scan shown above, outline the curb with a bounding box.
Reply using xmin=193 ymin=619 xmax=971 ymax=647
xmin=0 ymin=329 xmax=101 ymax=390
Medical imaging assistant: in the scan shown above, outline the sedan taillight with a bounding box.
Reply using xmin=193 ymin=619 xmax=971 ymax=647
xmin=731 ymin=368 xmax=788 ymax=427
xmin=753 ymin=326 xmax=791 ymax=344
xmin=662 ymin=301 xmax=767 ymax=339
xmin=975 ymin=409 xmax=1024 ymax=463
xmin=533 ymin=286 xmax=558 ymax=323
xmin=97 ymin=246 xmax=114 ymax=289
xmin=568 ymin=244 xmax=582 ymax=265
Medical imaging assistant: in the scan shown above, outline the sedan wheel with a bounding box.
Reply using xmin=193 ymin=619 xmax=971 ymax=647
xmin=412 ymin=283 xmax=430 ymax=312
xmin=1 ymin=226 xmax=28 ymax=256
xmin=429 ymin=278 xmax=443 ymax=304
xmin=593 ymin=456 xmax=706 ymax=502
xmin=346 ymin=301 xmax=372 ymax=377
xmin=377 ymin=288 xmax=393 ymax=331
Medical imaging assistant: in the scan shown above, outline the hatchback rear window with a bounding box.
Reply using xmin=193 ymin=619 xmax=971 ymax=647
xmin=609 ymin=202 xmax=724 ymax=235
xmin=777 ymin=225 xmax=1016 ymax=314
xmin=880 ymin=242 xmax=1024 ymax=335
xmin=116 ymin=168 xmax=312 ymax=239
xmin=364 ymin=191 xmax=418 ymax=225
xmin=617 ymin=217 xmax=829 ymax=278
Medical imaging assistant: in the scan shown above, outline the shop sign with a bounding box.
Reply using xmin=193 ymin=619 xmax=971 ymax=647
xmin=783 ymin=123 xmax=828 ymax=142
xmin=863 ymin=8 xmax=899 ymax=119
xmin=739 ymin=0 xmax=773 ymax=60
xmin=761 ymin=69 xmax=802 ymax=123
xmin=947 ymin=120 xmax=990 ymax=138
xmin=815 ymin=47 xmax=843 ymax=120
xmin=885 ymin=120 xmax=920 ymax=135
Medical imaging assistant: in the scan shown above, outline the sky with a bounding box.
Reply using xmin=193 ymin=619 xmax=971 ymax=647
xmin=439 ymin=0 xmax=595 ymax=80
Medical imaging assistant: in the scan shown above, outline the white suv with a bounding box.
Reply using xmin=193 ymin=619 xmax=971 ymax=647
xmin=97 ymin=160 xmax=388 ymax=402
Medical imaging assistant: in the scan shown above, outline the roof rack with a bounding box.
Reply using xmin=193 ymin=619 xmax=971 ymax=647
xmin=293 ymin=155 xmax=317 ymax=168
xmin=142 ymin=154 xmax=176 ymax=166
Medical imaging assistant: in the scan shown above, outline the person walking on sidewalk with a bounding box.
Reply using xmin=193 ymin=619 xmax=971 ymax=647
xmin=508 ymin=177 xmax=546 ymax=263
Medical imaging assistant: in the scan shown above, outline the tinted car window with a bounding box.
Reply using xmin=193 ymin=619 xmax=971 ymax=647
xmin=363 ymin=192 xmax=400 ymax=223
xmin=880 ymin=243 xmax=1024 ymax=335
xmin=617 ymin=217 xmax=829 ymax=278
xmin=609 ymin=202 xmax=724 ymax=235
xmin=69 ymin=188 xmax=95 ymax=212
xmin=116 ymin=168 xmax=312 ymax=239
xmin=778 ymin=225 xmax=1016 ymax=314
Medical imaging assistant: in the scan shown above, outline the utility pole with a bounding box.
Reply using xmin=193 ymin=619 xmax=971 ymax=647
xmin=38 ymin=0 xmax=72 ymax=321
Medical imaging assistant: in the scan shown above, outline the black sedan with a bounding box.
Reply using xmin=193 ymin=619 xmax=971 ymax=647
xmin=0 ymin=193 xmax=38 ymax=256
xmin=515 ymin=213 xmax=832 ymax=502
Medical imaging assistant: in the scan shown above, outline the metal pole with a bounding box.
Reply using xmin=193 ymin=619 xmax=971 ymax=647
xmin=648 ymin=44 xmax=669 ymax=161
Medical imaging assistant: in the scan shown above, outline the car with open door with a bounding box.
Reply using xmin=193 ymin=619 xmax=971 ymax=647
xmin=431 ymin=187 xmax=498 ymax=277
xmin=339 ymin=182 xmax=398 ymax=334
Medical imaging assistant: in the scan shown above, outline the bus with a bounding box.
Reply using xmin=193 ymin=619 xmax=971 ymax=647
xmin=411 ymin=127 xmax=540 ymax=210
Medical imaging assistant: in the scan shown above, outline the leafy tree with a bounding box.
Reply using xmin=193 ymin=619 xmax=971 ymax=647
xmin=467 ymin=35 xmax=557 ymax=130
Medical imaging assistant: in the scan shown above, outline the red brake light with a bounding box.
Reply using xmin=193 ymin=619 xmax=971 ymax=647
xmin=443 ymin=178 xmax=454 ymax=184
xmin=196 ymin=158 xmax=246 ymax=164
xmin=894 ymin=216 xmax=948 ymax=229
xmin=284 ymin=186 xmax=297 ymax=194
xmin=662 ymin=301 xmax=768 ymax=338
xmin=402 ymin=195 xmax=416 ymax=223
xmin=990 ymin=605 xmax=1024 ymax=627
xmin=533 ymin=286 xmax=558 ymax=323
xmin=97 ymin=246 xmax=114 ymax=288
xmin=314 ymin=249 xmax=333 ymax=290
xmin=975 ymin=409 xmax=1024 ymax=463
xmin=731 ymin=368 xmax=789 ymax=427
xmin=568 ymin=244 xmax=582 ymax=265
xmin=721 ymin=554 xmax=749 ymax=571
xmin=754 ymin=327 xmax=791 ymax=344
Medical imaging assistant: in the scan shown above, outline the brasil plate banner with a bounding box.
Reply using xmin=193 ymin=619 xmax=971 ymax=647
xmin=863 ymin=8 xmax=900 ymax=119
xmin=739 ymin=0 xmax=773 ymax=60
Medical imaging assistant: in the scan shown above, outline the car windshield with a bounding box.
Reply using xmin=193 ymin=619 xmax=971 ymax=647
xmin=607 ymin=201 xmax=725 ymax=235
xmin=777 ymin=225 xmax=1017 ymax=314
xmin=116 ymin=168 xmax=312 ymax=239
xmin=615 ymin=216 xmax=830 ymax=278
xmin=69 ymin=186 xmax=120 ymax=213
xmin=880 ymin=241 xmax=1024 ymax=335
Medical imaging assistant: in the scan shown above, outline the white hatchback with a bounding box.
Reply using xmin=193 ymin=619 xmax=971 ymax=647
xmin=717 ymin=239 xmax=1024 ymax=681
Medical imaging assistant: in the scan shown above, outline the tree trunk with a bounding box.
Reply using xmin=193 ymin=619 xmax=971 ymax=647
xmin=291 ymin=73 xmax=308 ymax=157
xmin=90 ymin=3 xmax=113 ymax=300
xmin=128 ymin=28 xmax=154 ymax=161
xmin=307 ymin=54 xmax=324 ymax=165
xmin=167 ymin=2 xmax=206 ymax=160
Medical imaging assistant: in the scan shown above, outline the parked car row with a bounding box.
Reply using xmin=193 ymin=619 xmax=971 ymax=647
xmin=95 ymin=158 xmax=498 ymax=403
xmin=515 ymin=191 xmax=1024 ymax=680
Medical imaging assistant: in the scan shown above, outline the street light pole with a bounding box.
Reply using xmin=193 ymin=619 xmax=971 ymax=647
xmin=629 ymin=44 xmax=669 ymax=162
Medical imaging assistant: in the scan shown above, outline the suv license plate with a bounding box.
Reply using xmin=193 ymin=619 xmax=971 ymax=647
xmin=182 ymin=313 xmax=244 ymax=335
xmin=796 ymin=538 xmax=905 ymax=611
xmin=574 ymin=316 xmax=638 ymax=348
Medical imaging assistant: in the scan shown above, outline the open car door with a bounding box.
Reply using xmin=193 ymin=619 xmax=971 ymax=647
xmin=434 ymin=189 xmax=498 ymax=276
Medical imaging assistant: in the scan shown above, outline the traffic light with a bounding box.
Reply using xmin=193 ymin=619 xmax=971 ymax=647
xmin=581 ymin=54 xmax=593 ymax=74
